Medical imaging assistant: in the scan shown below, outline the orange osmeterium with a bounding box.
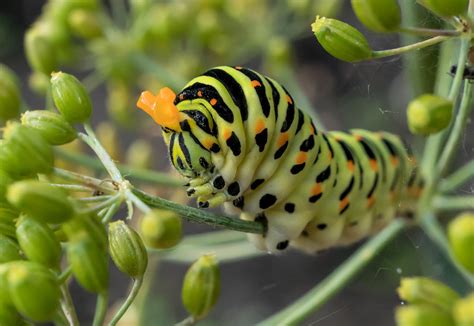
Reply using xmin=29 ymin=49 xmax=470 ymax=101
xmin=137 ymin=87 xmax=182 ymax=132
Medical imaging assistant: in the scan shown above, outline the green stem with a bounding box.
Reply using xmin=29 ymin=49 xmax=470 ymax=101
xmin=50 ymin=183 xmax=94 ymax=192
xmin=433 ymin=195 xmax=474 ymax=211
xmin=101 ymin=201 xmax=121 ymax=223
xmin=131 ymin=187 xmax=265 ymax=234
xmin=78 ymin=195 xmax=113 ymax=202
xmin=55 ymin=148 xmax=182 ymax=187
xmin=436 ymin=82 xmax=474 ymax=177
xmin=58 ymin=266 xmax=73 ymax=284
xmin=420 ymin=212 xmax=474 ymax=287
xmin=93 ymin=292 xmax=109 ymax=326
xmin=53 ymin=168 xmax=117 ymax=193
xmin=81 ymin=193 xmax=122 ymax=214
xmin=398 ymin=26 xmax=461 ymax=37
xmin=108 ymin=277 xmax=144 ymax=326
xmin=125 ymin=187 xmax=151 ymax=214
xmin=439 ymin=160 xmax=474 ymax=192
xmin=175 ymin=316 xmax=196 ymax=326
xmin=371 ymin=36 xmax=451 ymax=59
xmin=60 ymin=284 xmax=80 ymax=326
xmin=257 ymin=219 xmax=407 ymax=326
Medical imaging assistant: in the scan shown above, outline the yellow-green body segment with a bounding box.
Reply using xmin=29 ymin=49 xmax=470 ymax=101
xmin=161 ymin=66 xmax=423 ymax=253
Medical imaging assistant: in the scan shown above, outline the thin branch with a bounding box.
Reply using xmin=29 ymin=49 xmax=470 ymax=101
xmin=60 ymin=284 xmax=80 ymax=326
xmin=433 ymin=195 xmax=474 ymax=211
xmin=108 ymin=277 xmax=144 ymax=326
xmin=93 ymin=292 xmax=109 ymax=326
xmin=439 ymin=160 xmax=474 ymax=192
xmin=398 ymin=26 xmax=461 ymax=37
xmin=372 ymin=36 xmax=451 ymax=59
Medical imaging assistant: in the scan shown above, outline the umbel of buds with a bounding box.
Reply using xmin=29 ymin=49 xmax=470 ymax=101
xmin=311 ymin=16 xmax=372 ymax=62
xmin=108 ymin=221 xmax=148 ymax=277
xmin=7 ymin=180 xmax=74 ymax=224
xmin=407 ymin=94 xmax=453 ymax=135
xmin=420 ymin=0 xmax=468 ymax=17
xmin=0 ymin=64 xmax=21 ymax=121
xmin=351 ymin=0 xmax=401 ymax=32
xmin=51 ymin=72 xmax=92 ymax=123
xmin=181 ymin=255 xmax=220 ymax=319
xmin=21 ymin=110 xmax=77 ymax=145
xmin=140 ymin=209 xmax=182 ymax=249
xmin=448 ymin=212 xmax=474 ymax=273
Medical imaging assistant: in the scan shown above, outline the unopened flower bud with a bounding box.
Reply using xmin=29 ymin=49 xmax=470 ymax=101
xmin=181 ymin=254 xmax=220 ymax=319
xmin=51 ymin=72 xmax=92 ymax=123
xmin=0 ymin=64 xmax=21 ymax=121
xmin=24 ymin=27 xmax=59 ymax=75
xmin=0 ymin=122 xmax=54 ymax=176
xmin=395 ymin=305 xmax=455 ymax=326
xmin=351 ymin=0 xmax=401 ymax=32
xmin=0 ymin=265 xmax=11 ymax=304
xmin=448 ymin=213 xmax=474 ymax=273
xmin=398 ymin=277 xmax=460 ymax=312
xmin=0 ymin=234 xmax=22 ymax=263
xmin=62 ymin=212 xmax=107 ymax=250
xmin=140 ymin=209 xmax=182 ymax=249
xmin=0 ymin=302 xmax=23 ymax=325
xmin=0 ymin=170 xmax=13 ymax=202
xmin=453 ymin=293 xmax=474 ymax=326
xmin=109 ymin=221 xmax=148 ymax=277
xmin=0 ymin=206 xmax=18 ymax=239
xmin=311 ymin=16 xmax=372 ymax=62
xmin=407 ymin=94 xmax=452 ymax=135
xmin=420 ymin=0 xmax=468 ymax=17
xmin=67 ymin=235 xmax=109 ymax=293
xmin=68 ymin=9 xmax=102 ymax=39
xmin=7 ymin=261 xmax=61 ymax=322
xmin=16 ymin=215 xmax=61 ymax=268
xmin=21 ymin=110 xmax=77 ymax=145
xmin=7 ymin=180 xmax=74 ymax=224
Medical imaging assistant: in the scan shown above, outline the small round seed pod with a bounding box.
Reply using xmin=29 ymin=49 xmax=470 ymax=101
xmin=448 ymin=213 xmax=474 ymax=273
xmin=67 ymin=235 xmax=109 ymax=293
xmin=351 ymin=0 xmax=401 ymax=32
xmin=51 ymin=72 xmax=92 ymax=123
xmin=0 ymin=64 xmax=21 ymax=121
xmin=0 ymin=206 xmax=18 ymax=239
xmin=21 ymin=110 xmax=77 ymax=145
xmin=311 ymin=16 xmax=372 ymax=62
xmin=7 ymin=180 xmax=74 ymax=224
xmin=181 ymin=254 xmax=220 ymax=319
xmin=453 ymin=293 xmax=474 ymax=326
xmin=395 ymin=304 xmax=455 ymax=326
xmin=140 ymin=209 xmax=182 ymax=249
xmin=7 ymin=261 xmax=61 ymax=322
xmin=0 ymin=122 xmax=54 ymax=176
xmin=398 ymin=277 xmax=460 ymax=313
xmin=407 ymin=94 xmax=453 ymax=135
xmin=0 ymin=234 xmax=22 ymax=263
xmin=62 ymin=212 xmax=107 ymax=250
xmin=420 ymin=0 xmax=468 ymax=17
xmin=24 ymin=27 xmax=58 ymax=75
xmin=108 ymin=221 xmax=148 ymax=277
xmin=16 ymin=215 xmax=61 ymax=268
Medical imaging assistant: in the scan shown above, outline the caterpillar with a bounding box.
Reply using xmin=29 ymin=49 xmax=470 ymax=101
xmin=137 ymin=66 xmax=424 ymax=253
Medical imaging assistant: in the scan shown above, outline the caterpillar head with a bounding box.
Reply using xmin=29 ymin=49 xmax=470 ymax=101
xmin=137 ymin=88 xmax=213 ymax=179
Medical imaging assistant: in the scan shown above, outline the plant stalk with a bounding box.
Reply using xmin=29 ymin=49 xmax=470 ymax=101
xmin=372 ymin=36 xmax=450 ymax=59
xmin=108 ymin=277 xmax=144 ymax=326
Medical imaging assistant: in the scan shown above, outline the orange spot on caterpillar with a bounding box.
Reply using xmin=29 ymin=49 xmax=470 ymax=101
xmin=210 ymin=98 xmax=218 ymax=106
xmin=347 ymin=160 xmax=354 ymax=171
xmin=354 ymin=134 xmax=363 ymax=141
xmin=367 ymin=196 xmax=375 ymax=208
xmin=309 ymin=124 xmax=315 ymax=135
xmin=255 ymin=119 xmax=265 ymax=134
xmin=391 ymin=156 xmax=399 ymax=166
xmin=286 ymin=95 xmax=293 ymax=105
xmin=251 ymin=80 xmax=261 ymax=88
xmin=310 ymin=183 xmax=322 ymax=196
xmin=223 ymin=128 xmax=232 ymax=140
xmin=369 ymin=159 xmax=378 ymax=171
xmin=339 ymin=197 xmax=349 ymax=211
xmin=235 ymin=66 xmax=242 ymax=70
xmin=203 ymin=138 xmax=214 ymax=150
xmin=137 ymin=87 xmax=181 ymax=131
xmin=295 ymin=152 xmax=307 ymax=164
xmin=197 ymin=91 xmax=203 ymax=97
xmin=277 ymin=132 xmax=289 ymax=147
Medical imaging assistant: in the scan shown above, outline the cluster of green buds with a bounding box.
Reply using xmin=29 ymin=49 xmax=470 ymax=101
xmin=447 ymin=212 xmax=474 ymax=273
xmin=395 ymin=277 xmax=474 ymax=326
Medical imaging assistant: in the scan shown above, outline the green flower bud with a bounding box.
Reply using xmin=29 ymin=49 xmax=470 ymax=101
xmin=108 ymin=221 xmax=148 ymax=277
xmin=0 ymin=234 xmax=22 ymax=263
xmin=51 ymin=72 xmax=92 ymax=123
xmin=407 ymin=94 xmax=453 ymax=135
xmin=448 ymin=213 xmax=474 ymax=273
xmin=126 ymin=139 xmax=152 ymax=169
xmin=0 ymin=302 xmax=24 ymax=326
xmin=0 ymin=122 xmax=54 ymax=176
xmin=28 ymin=72 xmax=50 ymax=96
xmin=68 ymin=9 xmax=102 ymax=39
xmin=68 ymin=235 xmax=109 ymax=293
xmin=453 ymin=293 xmax=474 ymax=326
xmin=16 ymin=215 xmax=61 ymax=268
xmin=0 ymin=265 xmax=11 ymax=304
xmin=398 ymin=277 xmax=460 ymax=312
xmin=395 ymin=305 xmax=455 ymax=326
xmin=0 ymin=206 xmax=18 ymax=239
xmin=181 ymin=254 xmax=220 ymax=319
xmin=21 ymin=110 xmax=77 ymax=145
xmin=0 ymin=169 xmax=13 ymax=202
xmin=0 ymin=64 xmax=21 ymax=121
xmin=62 ymin=212 xmax=107 ymax=250
xmin=7 ymin=180 xmax=74 ymax=224
xmin=420 ymin=0 xmax=468 ymax=17
xmin=7 ymin=261 xmax=61 ymax=322
xmin=140 ymin=209 xmax=182 ymax=249
xmin=311 ymin=16 xmax=372 ymax=62
xmin=351 ymin=0 xmax=401 ymax=32
xmin=24 ymin=27 xmax=59 ymax=75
